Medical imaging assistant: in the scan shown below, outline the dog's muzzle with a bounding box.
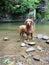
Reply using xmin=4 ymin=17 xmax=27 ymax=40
xmin=27 ymin=22 xmax=30 ymax=26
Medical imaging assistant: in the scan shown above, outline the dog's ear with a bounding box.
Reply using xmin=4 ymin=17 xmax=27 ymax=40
xmin=25 ymin=19 xmax=27 ymax=24
xmin=30 ymin=19 xmax=33 ymax=23
xmin=29 ymin=19 xmax=33 ymax=24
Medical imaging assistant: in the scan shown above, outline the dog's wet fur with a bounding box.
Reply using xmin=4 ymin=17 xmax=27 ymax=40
xmin=19 ymin=19 xmax=34 ymax=40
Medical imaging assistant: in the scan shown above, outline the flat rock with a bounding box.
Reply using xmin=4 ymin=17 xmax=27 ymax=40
xmin=3 ymin=37 xmax=9 ymax=41
xmin=16 ymin=61 xmax=24 ymax=65
xmin=0 ymin=63 xmax=2 ymax=65
xmin=36 ymin=34 xmax=43 ymax=39
xmin=21 ymin=43 xmax=26 ymax=47
xmin=42 ymin=36 xmax=49 ymax=40
xmin=21 ymin=54 xmax=29 ymax=59
xmin=17 ymin=39 xmax=21 ymax=42
xmin=46 ymin=40 xmax=49 ymax=44
xmin=7 ymin=61 xmax=15 ymax=65
xmin=45 ymin=47 xmax=49 ymax=53
xmin=33 ymin=55 xmax=40 ymax=61
xmin=28 ymin=42 xmax=36 ymax=45
xmin=45 ymin=56 xmax=49 ymax=62
xmin=26 ymin=47 xmax=36 ymax=52
xmin=37 ymin=46 xmax=43 ymax=51
xmin=23 ymin=40 xmax=27 ymax=43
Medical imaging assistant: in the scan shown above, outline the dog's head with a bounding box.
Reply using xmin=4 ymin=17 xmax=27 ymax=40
xmin=25 ymin=19 xmax=33 ymax=27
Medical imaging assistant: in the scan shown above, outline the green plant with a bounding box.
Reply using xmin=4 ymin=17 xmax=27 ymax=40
xmin=36 ymin=13 xmax=42 ymax=19
xmin=0 ymin=0 xmax=40 ymax=14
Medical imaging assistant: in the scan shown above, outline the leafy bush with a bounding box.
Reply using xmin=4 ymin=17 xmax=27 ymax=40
xmin=0 ymin=0 xmax=40 ymax=14
xmin=36 ymin=13 xmax=41 ymax=19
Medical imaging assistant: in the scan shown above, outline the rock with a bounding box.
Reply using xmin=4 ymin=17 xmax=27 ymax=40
xmin=33 ymin=55 xmax=40 ymax=61
xmin=21 ymin=55 xmax=29 ymax=59
xmin=46 ymin=40 xmax=49 ymax=44
xmin=0 ymin=56 xmax=3 ymax=58
xmin=26 ymin=47 xmax=36 ymax=52
xmin=37 ymin=46 xmax=43 ymax=51
xmin=17 ymin=39 xmax=21 ymax=42
xmin=16 ymin=61 xmax=24 ymax=65
xmin=42 ymin=36 xmax=49 ymax=40
xmin=3 ymin=37 xmax=9 ymax=41
xmin=0 ymin=63 xmax=2 ymax=65
xmin=45 ymin=56 xmax=49 ymax=62
xmin=36 ymin=34 xmax=43 ymax=39
xmin=21 ymin=54 xmax=32 ymax=59
xmin=7 ymin=61 xmax=15 ymax=65
xmin=40 ymin=59 xmax=46 ymax=63
xmin=44 ymin=47 xmax=49 ymax=53
xmin=28 ymin=42 xmax=36 ymax=46
xmin=23 ymin=40 xmax=27 ymax=43
xmin=21 ymin=43 xmax=26 ymax=47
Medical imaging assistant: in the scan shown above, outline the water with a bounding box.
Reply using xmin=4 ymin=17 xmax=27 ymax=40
xmin=0 ymin=22 xmax=24 ymax=31
xmin=0 ymin=22 xmax=49 ymax=65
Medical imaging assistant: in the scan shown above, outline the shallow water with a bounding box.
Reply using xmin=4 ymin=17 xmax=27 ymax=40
xmin=0 ymin=22 xmax=49 ymax=65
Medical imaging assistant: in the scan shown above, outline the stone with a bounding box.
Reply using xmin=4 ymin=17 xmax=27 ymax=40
xmin=44 ymin=47 xmax=49 ymax=53
xmin=40 ymin=59 xmax=46 ymax=63
xmin=0 ymin=63 xmax=2 ymax=65
xmin=3 ymin=37 xmax=9 ymax=41
xmin=21 ymin=53 xmax=32 ymax=59
xmin=42 ymin=36 xmax=49 ymax=40
xmin=26 ymin=47 xmax=35 ymax=52
xmin=17 ymin=39 xmax=21 ymax=42
xmin=36 ymin=34 xmax=43 ymax=39
xmin=0 ymin=56 xmax=3 ymax=58
xmin=33 ymin=55 xmax=40 ymax=61
xmin=23 ymin=40 xmax=27 ymax=43
xmin=16 ymin=61 xmax=24 ymax=65
xmin=7 ymin=61 xmax=15 ymax=65
xmin=45 ymin=56 xmax=49 ymax=62
xmin=21 ymin=43 xmax=26 ymax=47
xmin=46 ymin=40 xmax=49 ymax=44
xmin=28 ymin=42 xmax=35 ymax=46
xmin=37 ymin=46 xmax=43 ymax=51
xmin=21 ymin=55 xmax=29 ymax=59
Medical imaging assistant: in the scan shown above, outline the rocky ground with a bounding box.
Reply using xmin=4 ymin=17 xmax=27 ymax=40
xmin=0 ymin=24 xmax=49 ymax=65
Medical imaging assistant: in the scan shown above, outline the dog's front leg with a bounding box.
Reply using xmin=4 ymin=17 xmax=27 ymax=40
xmin=20 ymin=31 xmax=23 ymax=36
xmin=26 ymin=33 xmax=29 ymax=40
xmin=31 ymin=33 xmax=33 ymax=39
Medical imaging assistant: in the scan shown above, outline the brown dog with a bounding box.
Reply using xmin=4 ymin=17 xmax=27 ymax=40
xmin=19 ymin=19 xmax=34 ymax=40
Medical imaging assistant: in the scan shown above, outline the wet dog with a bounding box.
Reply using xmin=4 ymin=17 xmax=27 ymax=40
xmin=19 ymin=19 xmax=34 ymax=40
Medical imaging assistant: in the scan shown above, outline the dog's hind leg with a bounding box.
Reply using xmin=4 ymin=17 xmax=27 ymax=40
xmin=20 ymin=32 xmax=21 ymax=36
xmin=20 ymin=32 xmax=24 ymax=37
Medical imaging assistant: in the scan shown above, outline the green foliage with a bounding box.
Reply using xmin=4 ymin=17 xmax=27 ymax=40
xmin=36 ymin=13 xmax=41 ymax=19
xmin=0 ymin=0 xmax=40 ymax=14
xmin=29 ymin=14 xmax=34 ymax=19
xmin=45 ymin=0 xmax=49 ymax=19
